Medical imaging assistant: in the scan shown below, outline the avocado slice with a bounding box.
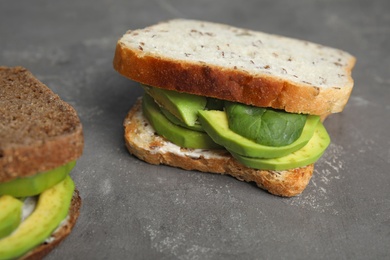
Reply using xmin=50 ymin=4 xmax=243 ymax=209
xmin=0 ymin=195 xmax=23 ymax=239
xmin=142 ymin=94 xmax=221 ymax=149
xmin=198 ymin=110 xmax=320 ymax=158
xmin=225 ymin=101 xmax=307 ymax=147
xmin=0 ymin=175 xmax=75 ymax=259
xmin=0 ymin=161 xmax=76 ymax=197
xmin=160 ymin=106 xmax=205 ymax=132
xmin=143 ymin=85 xmax=207 ymax=126
xmin=228 ymin=122 xmax=330 ymax=171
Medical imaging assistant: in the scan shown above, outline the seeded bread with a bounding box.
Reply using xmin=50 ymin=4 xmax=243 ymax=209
xmin=0 ymin=66 xmax=84 ymax=183
xmin=114 ymin=19 xmax=356 ymax=116
xmin=20 ymin=190 xmax=82 ymax=260
xmin=124 ymin=99 xmax=313 ymax=197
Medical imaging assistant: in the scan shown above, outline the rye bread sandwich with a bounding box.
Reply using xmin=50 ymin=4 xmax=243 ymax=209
xmin=0 ymin=66 xmax=83 ymax=259
xmin=113 ymin=19 xmax=356 ymax=197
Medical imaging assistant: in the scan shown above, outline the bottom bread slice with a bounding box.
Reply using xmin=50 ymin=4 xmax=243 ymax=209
xmin=124 ymin=98 xmax=314 ymax=197
xmin=20 ymin=190 xmax=82 ymax=260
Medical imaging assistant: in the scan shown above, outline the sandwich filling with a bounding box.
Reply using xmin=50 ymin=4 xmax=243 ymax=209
xmin=142 ymin=85 xmax=330 ymax=171
xmin=0 ymin=162 xmax=76 ymax=259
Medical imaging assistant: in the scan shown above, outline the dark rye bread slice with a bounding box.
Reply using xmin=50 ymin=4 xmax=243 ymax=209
xmin=0 ymin=66 xmax=84 ymax=183
xmin=114 ymin=19 xmax=356 ymax=116
xmin=20 ymin=190 xmax=82 ymax=260
xmin=124 ymin=99 xmax=313 ymax=197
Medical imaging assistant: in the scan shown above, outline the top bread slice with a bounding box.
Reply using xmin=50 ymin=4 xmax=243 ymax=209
xmin=114 ymin=19 xmax=356 ymax=115
xmin=0 ymin=66 xmax=84 ymax=183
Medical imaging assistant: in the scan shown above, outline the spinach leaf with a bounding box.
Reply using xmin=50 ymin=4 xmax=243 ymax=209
xmin=225 ymin=102 xmax=307 ymax=147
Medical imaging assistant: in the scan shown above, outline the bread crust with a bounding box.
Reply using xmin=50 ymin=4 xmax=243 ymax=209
xmin=19 ymin=190 xmax=82 ymax=260
xmin=0 ymin=67 xmax=84 ymax=183
xmin=123 ymin=99 xmax=313 ymax=197
xmin=113 ymin=20 xmax=356 ymax=115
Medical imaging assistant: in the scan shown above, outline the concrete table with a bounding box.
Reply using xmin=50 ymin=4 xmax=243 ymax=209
xmin=1 ymin=0 xmax=389 ymax=259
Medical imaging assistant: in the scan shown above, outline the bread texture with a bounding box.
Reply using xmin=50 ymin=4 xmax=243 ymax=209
xmin=0 ymin=66 xmax=84 ymax=183
xmin=114 ymin=19 xmax=356 ymax=116
xmin=124 ymin=99 xmax=314 ymax=197
xmin=19 ymin=190 xmax=82 ymax=260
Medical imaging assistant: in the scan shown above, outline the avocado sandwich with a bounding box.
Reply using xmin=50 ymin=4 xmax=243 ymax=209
xmin=0 ymin=66 xmax=84 ymax=259
xmin=113 ymin=19 xmax=356 ymax=197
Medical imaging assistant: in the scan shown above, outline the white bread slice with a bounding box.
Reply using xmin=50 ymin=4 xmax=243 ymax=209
xmin=114 ymin=19 xmax=356 ymax=116
xmin=124 ymin=99 xmax=314 ymax=197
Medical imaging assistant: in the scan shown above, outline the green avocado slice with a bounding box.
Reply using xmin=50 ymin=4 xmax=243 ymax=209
xmin=143 ymin=85 xmax=207 ymax=126
xmin=0 ymin=195 xmax=23 ymax=239
xmin=160 ymin=106 xmax=205 ymax=132
xmin=0 ymin=175 xmax=75 ymax=260
xmin=0 ymin=161 xmax=75 ymax=197
xmin=228 ymin=122 xmax=330 ymax=171
xmin=198 ymin=110 xmax=320 ymax=158
xmin=142 ymin=94 xmax=221 ymax=149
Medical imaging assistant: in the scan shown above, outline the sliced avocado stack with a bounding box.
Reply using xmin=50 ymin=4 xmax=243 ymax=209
xmin=0 ymin=162 xmax=76 ymax=259
xmin=197 ymin=110 xmax=320 ymax=158
xmin=143 ymin=85 xmax=330 ymax=170
xmin=142 ymin=93 xmax=221 ymax=149
xmin=228 ymin=123 xmax=330 ymax=170
xmin=144 ymin=85 xmax=207 ymax=126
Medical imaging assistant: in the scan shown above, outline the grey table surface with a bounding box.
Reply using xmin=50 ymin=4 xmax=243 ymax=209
xmin=1 ymin=0 xmax=389 ymax=259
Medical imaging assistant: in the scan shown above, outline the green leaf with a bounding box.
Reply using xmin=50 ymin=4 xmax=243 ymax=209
xmin=225 ymin=102 xmax=307 ymax=147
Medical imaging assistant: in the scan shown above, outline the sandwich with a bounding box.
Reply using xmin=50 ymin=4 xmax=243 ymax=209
xmin=113 ymin=19 xmax=356 ymax=197
xmin=0 ymin=67 xmax=84 ymax=259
